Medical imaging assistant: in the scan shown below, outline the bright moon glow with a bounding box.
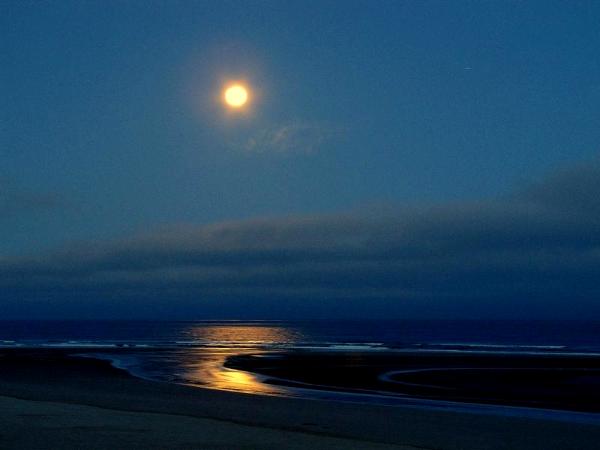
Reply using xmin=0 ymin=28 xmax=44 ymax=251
xmin=224 ymin=85 xmax=248 ymax=108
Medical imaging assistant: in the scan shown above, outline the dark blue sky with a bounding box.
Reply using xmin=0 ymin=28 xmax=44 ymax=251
xmin=2 ymin=1 xmax=600 ymax=318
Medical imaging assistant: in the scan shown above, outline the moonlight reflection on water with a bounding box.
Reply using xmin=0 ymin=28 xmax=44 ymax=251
xmin=176 ymin=324 xmax=303 ymax=395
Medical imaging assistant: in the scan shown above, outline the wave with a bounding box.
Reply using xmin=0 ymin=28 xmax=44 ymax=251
xmin=2 ymin=339 xmax=599 ymax=356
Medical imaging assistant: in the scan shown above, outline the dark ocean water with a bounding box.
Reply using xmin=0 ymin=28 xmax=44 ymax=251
xmin=1 ymin=319 xmax=599 ymax=352
xmin=2 ymin=320 xmax=600 ymax=421
xmin=0 ymin=320 xmax=600 ymax=352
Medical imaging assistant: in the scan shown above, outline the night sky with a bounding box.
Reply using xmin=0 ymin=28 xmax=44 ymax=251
xmin=2 ymin=1 xmax=600 ymax=319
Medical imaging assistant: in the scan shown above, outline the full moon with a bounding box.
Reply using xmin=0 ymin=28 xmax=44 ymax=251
xmin=224 ymin=84 xmax=248 ymax=108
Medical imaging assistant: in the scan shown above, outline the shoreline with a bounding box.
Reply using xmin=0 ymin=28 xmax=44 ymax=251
xmin=225 ymin=350 xmax=600 ymax=413
xmin=78 ymin=349 xmax=600 ymax=428
xmin=1 ymin=348 xmax=600 ymax=449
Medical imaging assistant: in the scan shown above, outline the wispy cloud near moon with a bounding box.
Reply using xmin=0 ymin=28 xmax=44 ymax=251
xmin=243 ymin=122 xmax=337 ymax=155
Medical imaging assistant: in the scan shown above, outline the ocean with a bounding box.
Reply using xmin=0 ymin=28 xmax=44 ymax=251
xmin=1 ymin=319 xmax=600 ymax=421
xmin=2 ymin=319 xmax=599 ymax=353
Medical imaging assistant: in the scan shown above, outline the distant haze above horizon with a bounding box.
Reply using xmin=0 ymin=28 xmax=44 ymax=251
xmin=2 ymin=1 xmax=600 ymax=319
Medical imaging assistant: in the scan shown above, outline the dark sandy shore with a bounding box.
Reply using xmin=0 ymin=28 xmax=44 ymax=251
xmin=226 ymin=351 xmax=600 ymax=412
xmin=0 ymin=349 xmax=599 ymax=449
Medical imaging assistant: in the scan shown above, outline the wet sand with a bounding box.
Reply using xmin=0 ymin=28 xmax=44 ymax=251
xmin=0 ymin=349 xmax=599 ymax=449
xmin=226 ymin=351 xmax=600 ymax=412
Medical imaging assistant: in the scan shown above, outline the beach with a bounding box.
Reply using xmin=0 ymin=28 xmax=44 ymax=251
xmin=0 ymin=396 xmax=404 ymax=450
xmin=227 ymin=350 xmax=600 ymax=412
xmin=1 ymin=349 xmax=599 ymax=449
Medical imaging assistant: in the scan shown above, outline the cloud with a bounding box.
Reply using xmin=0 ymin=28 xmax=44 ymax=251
xmin=2 ymin=161 xmax=600 ymax=318
xmin=0 ymin=180 xmax=63 ymax=219
xmin=244 ymin=122 xmax=335 ymax=155
xmin=519 ymin=162 xmax=600 ymax=215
